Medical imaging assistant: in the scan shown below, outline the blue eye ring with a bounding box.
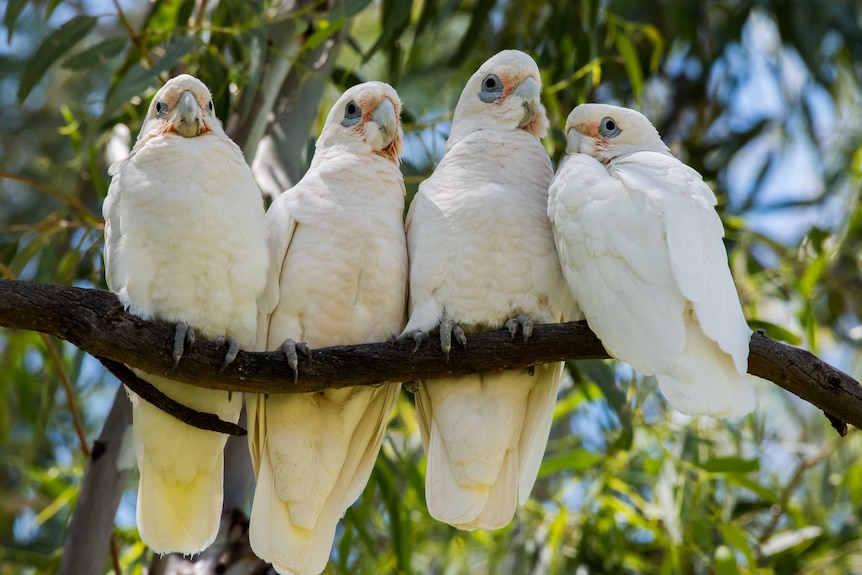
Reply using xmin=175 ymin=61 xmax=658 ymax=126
xmin=479 ymin=74 xmax=503 ymax=103
xmin=598 ymin=116 xmax=621 ymax=138
xmin=342 ymin=100 xmax=361 ymax=126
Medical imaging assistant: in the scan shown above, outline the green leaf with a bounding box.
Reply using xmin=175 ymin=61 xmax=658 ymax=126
xmin=305 ymin=17 xmax=348 ymax=52
xmin=366 ymin=0 xmax=414 ymax=61
xmin=725 ymin=474 xmax=779 ymax=505
xmin=102 ymin=36 xmax=195 ymax=117
xmin=697 ymin=457 xmax=759 ymax=474
xmin=718 ymin=522 xmax=756 ymax=568
xmin=640 ymin=23 xmax=665 ymax=72
xmin=539 ymin=448 xmax=604 ymax=478
xmin=2 ymin=0 xmax=27 ymax=43
xmin=713 ymin=545 xmax=740 ymax=575
xmin=747 ymin=319 xmax=802 ymax=345
xmin=17 ymin=15 xmax=99 ymax=103
xmin=62 ymin=37 xmax=127 ymax=70
xmin=331 ymin=0 xmax=375 ymax=19
xmin=614 ymin=32 xmax=643 ymax=102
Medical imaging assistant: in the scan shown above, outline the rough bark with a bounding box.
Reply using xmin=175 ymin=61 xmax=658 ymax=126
xmin=1 ymin=279 xmax=860 ymax=434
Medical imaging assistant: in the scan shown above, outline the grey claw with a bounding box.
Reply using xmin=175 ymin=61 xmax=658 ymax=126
xmin=505 ymin=318 xmax=519 ymax=341
xmin=439 ymin=316 xmax=453 ymax=357
xmin=296 ymin=341 xmax=312 ymax=360
xmin=387 ymin=331 xmax=398 ymax=346
xmin=505 ymin=314 xmax=534 ymax=343
xmin=405 ymin=381 xmax=419 ymax=393
xmin=398 ymin=330 xmax=425 ymax=354
xmin=219 ymin=337 xmax=240 ymax=372
xmin=172 ymin=322 xmax=195 ymax=367
xmin=281 ymin=339 xmax=304 ymax=383
xmin=453 ymin=325 xmax=467 ymax=349
xmin=411 ymin=332 xmax=424 ymax=353
xmin=521 ymin=316 xmax=534 ymax=342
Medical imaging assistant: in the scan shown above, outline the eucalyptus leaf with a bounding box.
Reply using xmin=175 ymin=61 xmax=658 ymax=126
xmin=17 ymin=15 xmax=98 ymax=103
xmin=102 ymin=36 xmax=196 ymax=118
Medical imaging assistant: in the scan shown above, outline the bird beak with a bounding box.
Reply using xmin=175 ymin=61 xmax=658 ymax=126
xmin=371 ymin=98 xmax=398 ymax=149
xmin=171 ymin=91 xmax=203 ymax=138
xmin=512 ymin=77 xmax=540 ymax=129
xmin=566 ymin=127 xmax=585 ymax=154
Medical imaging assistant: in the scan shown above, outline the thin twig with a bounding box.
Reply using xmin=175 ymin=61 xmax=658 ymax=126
xmin=756 ymin=435 xmax=842 ymax=546
xmin=41 ymin=334 xmax=90 ymax=457
xmin=98 ymin=357 xmax=246 ymax=436
xmin=111 ymin=0 xmax=152 ymax=67
xmin=108 ymin=535 xmax=122 ymax=575
xmin=0 ymin=172 xmax=99 ymax=223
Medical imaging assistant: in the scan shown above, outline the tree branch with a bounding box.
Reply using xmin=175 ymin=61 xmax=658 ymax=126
xmin=1 ymin=279 xmax=859 ymax=434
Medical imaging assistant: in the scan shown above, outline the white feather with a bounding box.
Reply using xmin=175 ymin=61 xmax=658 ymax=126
xmin=404 ymin=51 xmax=570 ymax=531
xmin=548 ymin=103 xmax=756 ymax=417
xmin=248 ymin=82 xmax=407 ymax=575
xmin=103 ymin=75 xmax=268 ymax=554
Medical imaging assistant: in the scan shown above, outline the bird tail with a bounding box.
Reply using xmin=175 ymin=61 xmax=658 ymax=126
xmin=656 ymin=321 xmax=757 ymax=417
xmin=249 ymin=384 xmax=400 ymax=575
xmin=129 ymin=378 xmax=241 ymax=555
xmin=418 ymin=363 xmax=562 ymax=530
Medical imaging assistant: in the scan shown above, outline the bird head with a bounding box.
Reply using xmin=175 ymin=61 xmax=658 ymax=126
xmin=564 ymin=103 xmax=670 ymax=164
xmin=446 ymin=49 xmax=549 ymax=151
xmin=137 ymin=74 xmax=223 ymax=143
xmin=317 ymin=81 xmax=403 ymax=164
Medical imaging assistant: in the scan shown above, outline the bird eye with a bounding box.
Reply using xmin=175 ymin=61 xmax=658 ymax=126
xmin=479 ymin=74 xmax=503 ymax=103
xmin=155 ymin=100 xmax=167 ymax=118
xmin=207 ymin=100 xmax=214 ymax=113
xmin=342 ymin=100 xmax=361 ymax=127
xmin=598 ymin=116 xmax=621 ymax=138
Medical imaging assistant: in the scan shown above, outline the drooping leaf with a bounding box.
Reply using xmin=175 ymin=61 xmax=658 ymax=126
xmin=2 ymin=0 xmax=27 ymax=43
xmin=718 ymin=522 xmax=757 ymax=568
xmin=747 ymin=319 xmax=803 ymax=345
xmin=62 ymin=37 xmax=127 ymax=70
xmin=614 ymin=31 xmax=643 ymax=101
xmin=538 ymin=448 xmax=604 ymax=478
xmin=697 ymin=456 xmax=760 ymax=474
xmin=17 ymin=15 xmax=99 ymax=103
xmin=102 ymin=36 xmax=196 ymax=117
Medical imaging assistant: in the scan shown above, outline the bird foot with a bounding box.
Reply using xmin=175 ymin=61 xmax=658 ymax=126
xmin=281 ymin=339 xmax=311 ymax=382
xmin=398 ymin=330 xmax=427 ymax=354
xmin=214 ymin=335 xmax=240 ymax=372
xmin=172 ymin=322 xmax=195 ymax=367
xmin=439 ymin=316 xmax=467 ymax=358
xmin=505 ymin=314 xmax=534 ymax=342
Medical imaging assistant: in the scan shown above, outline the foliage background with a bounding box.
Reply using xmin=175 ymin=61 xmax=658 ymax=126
xmin=2 ymin=0 xmax=862 ymax=573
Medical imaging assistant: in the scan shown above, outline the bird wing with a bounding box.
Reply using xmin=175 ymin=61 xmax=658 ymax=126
xmin=614 ymin=151 xmax=751 ymax=374
xmin=549 ymin=152 xmax=689 ymax=375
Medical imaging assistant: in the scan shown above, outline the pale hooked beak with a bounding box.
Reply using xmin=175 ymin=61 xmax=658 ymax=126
xmin=371 ymin=98 xmax=397 ymax=149
xmin=172 ymin=91 xmax=203 ymax=138
xmin=512 ymin=77 xmax=540 ymax=129
xmin=566 ymin=127 xmax=586 ymax=154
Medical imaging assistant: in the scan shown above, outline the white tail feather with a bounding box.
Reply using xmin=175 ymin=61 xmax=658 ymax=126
xmin=656 ymin=320 xmax=756 ymax=417
xmin=420 ymin=367 xmax=562 ymax=530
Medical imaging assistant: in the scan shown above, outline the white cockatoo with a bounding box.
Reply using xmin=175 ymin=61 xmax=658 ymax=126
xmin=103 ymin=74 xmax=269 ymax=553
xmin=548 ymin=103 xmax=757 ymax=417
xmin=401 ymin=50 xmax=573 ymax=530
xmin=247 ymin=81 xmax=407 ymax=575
